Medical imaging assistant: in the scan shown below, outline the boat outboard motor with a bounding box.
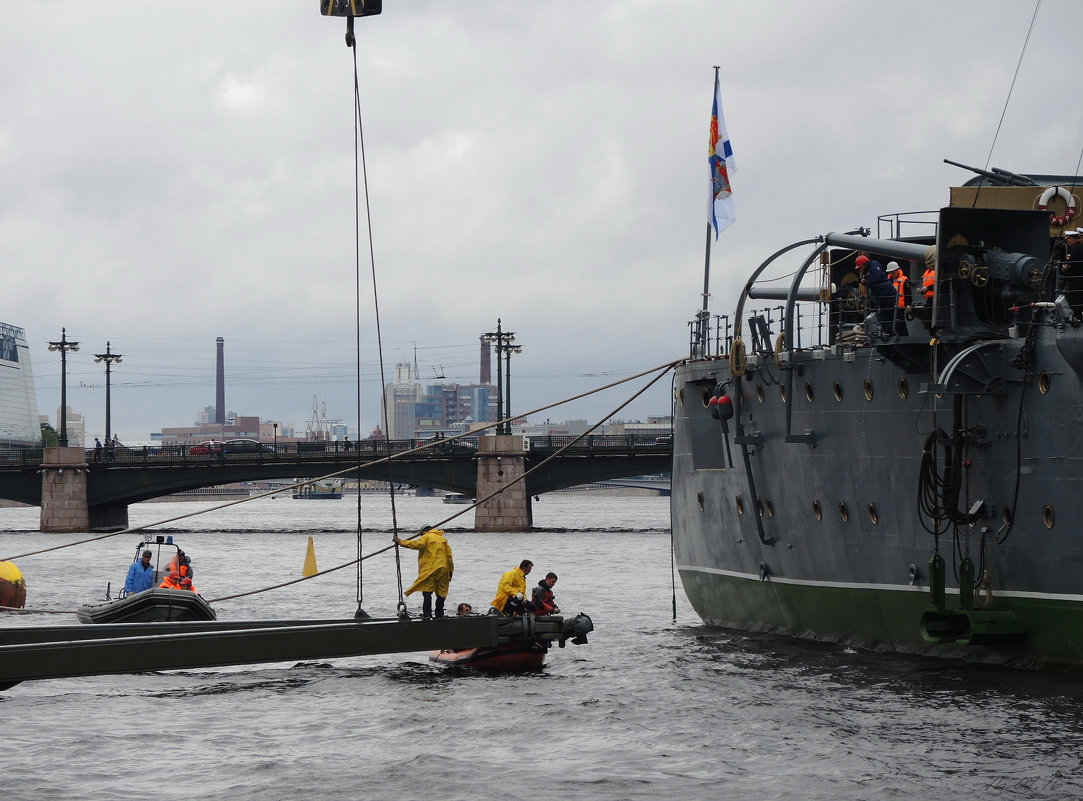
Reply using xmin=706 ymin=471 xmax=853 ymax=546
xmin=559 ymin=613 xmax=594 ymax=647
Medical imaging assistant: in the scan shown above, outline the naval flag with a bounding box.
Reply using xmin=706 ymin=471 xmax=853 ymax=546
xmin=707 ymin=71 xmax=736 ymax=238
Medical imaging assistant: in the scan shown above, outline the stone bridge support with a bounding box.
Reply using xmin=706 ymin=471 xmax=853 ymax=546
xmin=39 ymin=447 xmax=90 ymax=533
xmin=474 ymin=435 xmax=532 ymax=531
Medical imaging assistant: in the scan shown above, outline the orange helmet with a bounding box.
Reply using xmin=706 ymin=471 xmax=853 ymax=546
xmin=169 ymin=571 xmax=181 ymax=580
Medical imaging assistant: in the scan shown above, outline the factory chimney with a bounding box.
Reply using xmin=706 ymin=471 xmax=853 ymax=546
xmin=215 ymin=337 xmax=225 ymax=425
xmin=479 ymin=335 xmax=491 ymax=385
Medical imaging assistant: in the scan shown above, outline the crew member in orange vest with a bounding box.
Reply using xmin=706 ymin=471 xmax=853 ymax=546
xmin=886 ymin=262 xmax=908 ymax=335
xmin=160 ymin=571 xmax=183 ymax=590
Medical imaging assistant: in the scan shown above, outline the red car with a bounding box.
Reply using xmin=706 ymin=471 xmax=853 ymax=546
xmin=188 ymin=440 xmax=222 ymax=456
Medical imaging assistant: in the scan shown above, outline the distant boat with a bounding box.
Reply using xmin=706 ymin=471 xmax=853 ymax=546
xmin=293 ymin=479 xmax=342 ymax=500
xmin=442 ymin=493 xmax=473 ymax=504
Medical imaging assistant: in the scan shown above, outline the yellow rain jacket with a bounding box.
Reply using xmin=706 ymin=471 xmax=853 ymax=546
xmin=400 ymin=529 xmax=453 ymax=598
xmin=491 ymin=566 xmax=527 ymax=611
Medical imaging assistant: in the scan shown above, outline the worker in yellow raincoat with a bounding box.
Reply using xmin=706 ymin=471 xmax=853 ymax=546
xmin=490 ymin=559 xmax=534 ymax=615
xmin=394 ymin=526 xmax=453 ymax=618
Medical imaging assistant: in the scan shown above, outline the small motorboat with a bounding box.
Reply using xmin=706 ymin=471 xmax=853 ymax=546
xmin=442 ymin=493 xmax=473 ymax=504
xmin=429 ymin=641 xmax=547 ymax=671
xmin=76 ymin=537 xmax=216 ymax=624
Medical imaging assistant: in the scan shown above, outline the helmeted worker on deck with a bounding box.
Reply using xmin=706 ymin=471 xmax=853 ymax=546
xmin=166 ymin=549 xmax=193 ymax=580
xmin=394 ymin=526 xmax=454 ymax=618
xmin=160 ymin=571 xmax=184 ymax=590
xmin=491 ymin=559 xmax=534 ymax=615
xmin=124 ymin=550 xmax=155 ymax=595
xmin=179 ymin=576 xmax=198 ymax=594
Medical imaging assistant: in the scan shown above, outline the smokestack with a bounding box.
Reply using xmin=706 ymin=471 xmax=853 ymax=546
xmin=479 ymin=335 xmax=491 ymax=385
xmin=215 ymin=337 xmax=225 ymax=425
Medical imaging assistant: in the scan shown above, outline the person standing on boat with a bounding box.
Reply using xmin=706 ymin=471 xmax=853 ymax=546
xmin=94 ymin=438 xmax=103 ymax=462
xmin=166 ymin=549 xmax=193 ymax=580
xmin=491 ymin=560 xmax=533 ymax=615
xmin=394 ymin=526 xmax=454 ymax=619
xmin=886 ymin=262 xmax=909 ymax=336
xmin=1061 ymin=229 xmax=1083 ymax=315
xmin=123 ymin=550 xmax=155 ymax=595
xmin=856 ymin=255 xmax=895 ymax=335
xmin=531 ymin=572 xmax=560 ymax=615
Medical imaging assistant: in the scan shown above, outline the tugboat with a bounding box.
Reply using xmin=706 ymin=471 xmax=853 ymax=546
xmin=76 ymin=537 xmax=216 ymax=624
xmin=672 ymin=166 xmax=1083 ymax=668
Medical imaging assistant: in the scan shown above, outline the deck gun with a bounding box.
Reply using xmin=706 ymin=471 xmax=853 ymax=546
xmin=944 ymin=159 xmax=1038 ymax=187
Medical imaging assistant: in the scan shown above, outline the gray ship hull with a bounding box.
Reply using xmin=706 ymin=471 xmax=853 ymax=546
xmin=672 ymin=196 xmax=1083 ymax=668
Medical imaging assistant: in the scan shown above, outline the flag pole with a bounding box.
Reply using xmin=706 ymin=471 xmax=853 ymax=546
xmin=698 ymin=65 xmax=722 ymax=358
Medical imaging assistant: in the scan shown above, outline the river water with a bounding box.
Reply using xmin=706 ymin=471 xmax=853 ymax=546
xmin=2 ymin=493 xmax=1083 ymax=800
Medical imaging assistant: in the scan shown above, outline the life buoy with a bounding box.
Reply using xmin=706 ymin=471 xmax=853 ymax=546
xmin=1037 ymin=185 xmax=1078 ymax=227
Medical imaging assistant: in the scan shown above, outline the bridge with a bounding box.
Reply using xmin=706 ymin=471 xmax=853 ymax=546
xmin=0 ymin=435 xmax=672 ymax=532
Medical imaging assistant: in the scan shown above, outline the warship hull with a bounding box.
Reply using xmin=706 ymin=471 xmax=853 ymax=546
xmin=673 ymin=187 xmax=1083 ymax=668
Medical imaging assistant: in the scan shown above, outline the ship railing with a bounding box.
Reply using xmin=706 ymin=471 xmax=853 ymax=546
xmin=876 ymin=210 xmax=939 ymax=241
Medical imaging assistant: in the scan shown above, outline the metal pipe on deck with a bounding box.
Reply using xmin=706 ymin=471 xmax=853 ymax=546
xmin=822 ymin=232 xmax=931 ymax=262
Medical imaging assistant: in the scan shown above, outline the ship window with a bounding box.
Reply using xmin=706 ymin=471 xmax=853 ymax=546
xmin=780 ymin=382 xmax=787 ymax=403
xmin=867 ymin=503 xmax=878 ymax=524
xmin=735 ymin=495 xmax=744 ymax=515
xmin=1002 ymin=506 xmax=1012 ymax=525
xmin=833 ymin=381 xmax=843 ymax=402
xmin=1042 ymin=505 xmax=1054 ymax=529
xmin=839 ymin=501 xmax=849 ymax=522
xmin=701 ymin=387 xmax=712 ymax=408
xmin=863 ymin=379 xmax=874 ymax=401
xmin=756 ymin=384 xmax=765 ymax=403
xmin=897 ymin=378 xmax=908 ymax=400
xmin=697 ymin=492 xmax=704 ymax=511
xmin=764 ymin=498 xmax=774 ymax=517
xmin=812 ymin=499 xmax=823 ymax=520
xmin=1039 ymin=371 xmax=1051 ymax=395
xmin=756 ymin=498 xmax=764 ymax=517
xmin=805 ymin=382 xmax=814 ymax=403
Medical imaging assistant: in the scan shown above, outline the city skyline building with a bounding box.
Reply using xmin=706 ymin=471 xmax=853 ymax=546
xmin=0 ymin=322 xmax=41 ymax=447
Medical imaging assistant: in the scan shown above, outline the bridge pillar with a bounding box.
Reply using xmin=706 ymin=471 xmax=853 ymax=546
xmin=89 ymin=503 xmax=129 ymax=532
xmin=474 ymin=435 xmax=532 ymax=531
xmin=39 ymin=447 xmax=90 ymax=533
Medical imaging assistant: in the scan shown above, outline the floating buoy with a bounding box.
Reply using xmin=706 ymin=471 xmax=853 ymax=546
xmin=302 ymin=536 xmax=318 ymax=577
xmin=0 ymin=561 xmax=27 ymax=609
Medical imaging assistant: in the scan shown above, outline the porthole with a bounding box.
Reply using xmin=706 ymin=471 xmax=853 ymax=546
xmin=867 ymin=503 xmax=878 ymax=524
xmin=756 ymin=385 xmax=765 ymax=403
xmin=780 ymin=382 xmax=787 ymax=403
xmin=812 ymin=499 xmax=823 ymax=520
xmin=735 ymin=495 xmax=744 ymax=515
xmin=1042 ymin=504 xmax=1054 ymax=529
xmin=701 ymin=387 xmax=712 ymax=407
xmin=697 ymin=491 xmax=704 ymax=512
xmin=864 ymin=379 xmax=874 ymax=401
xmin=764 ymin=498 xmax=775 ymax=518
xmin=1039 ymin=371 xmax=1051 ymax=395
xmin=833 ymin=381 xmax=843 ymax=402
xmin=1002 ymin=506 xmax=1013 ymax=525
xmin=756 ymin=498 xmax=764 ymax=517
xmin=677 ymin=388 xmax=685 ymax=407
xmin=897 ymin=378 xmax=909 ymax=400
xmin=839 ymin=501 xmax=850 ymax=522
xmin=805 ymin=382 xmax=815 ymax=403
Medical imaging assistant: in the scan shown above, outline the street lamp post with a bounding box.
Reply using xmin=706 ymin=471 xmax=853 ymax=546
xmin=48 ymin=328 xmax=80 ymax=448
xmin=482 ymin=319 xmax=516 ymax=434
xmin=93 ymin=342 xmax=123 ymax=446
xmin=505 ymin=343 xmax=522 ymax=435
xmin=273 ymin=422 xmax=278 ymax=454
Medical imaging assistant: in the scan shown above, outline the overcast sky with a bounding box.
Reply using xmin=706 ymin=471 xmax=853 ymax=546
xmin=3 ymin=1 xmax=1080 ymax=442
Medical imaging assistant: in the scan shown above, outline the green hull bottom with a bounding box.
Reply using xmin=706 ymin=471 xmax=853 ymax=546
xmin=679 ymin=568 xmax=1083 ymax=669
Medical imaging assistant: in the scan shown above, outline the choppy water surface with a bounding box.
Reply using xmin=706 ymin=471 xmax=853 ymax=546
xmin=2 ymin=493 xmax=1083 ymax=800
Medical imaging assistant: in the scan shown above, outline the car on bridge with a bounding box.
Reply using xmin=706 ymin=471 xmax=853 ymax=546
xmin=188 ymin=440 xmax=222 ymax=456
xmin=222 ymin=438 xmax=273 ymax=456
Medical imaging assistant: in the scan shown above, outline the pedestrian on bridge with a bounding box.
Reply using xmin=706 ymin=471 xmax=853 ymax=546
xmin=394 ymin=526 xmax=453 ymax=619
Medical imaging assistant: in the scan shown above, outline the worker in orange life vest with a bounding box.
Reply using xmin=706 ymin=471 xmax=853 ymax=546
xmin=160 ymin=571 xmax=183 ymax=590
xmin=886 ymin=262 xmax=908 ymax=336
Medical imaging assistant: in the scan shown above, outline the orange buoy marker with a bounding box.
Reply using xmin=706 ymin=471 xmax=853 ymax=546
xmin=0 ymin=561 xmax=27 ymax=609
xmin=302 ymin=536 xmax=318 ymax=577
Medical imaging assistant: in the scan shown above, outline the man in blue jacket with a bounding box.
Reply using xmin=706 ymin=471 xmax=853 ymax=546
xmin=857 ymin=255 xmax=897 ymax=335
xmin=123 ymin=550 xmax=155 ymax=595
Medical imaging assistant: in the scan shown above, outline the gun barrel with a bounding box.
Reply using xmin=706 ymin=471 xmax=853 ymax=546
xmin=943 ymin=158 xmax=1011 ymax=185
xmin=823 ymin=232 xmax=931 ymax=263
xmin=990 ymin=167 xmax=1038 ymax=187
